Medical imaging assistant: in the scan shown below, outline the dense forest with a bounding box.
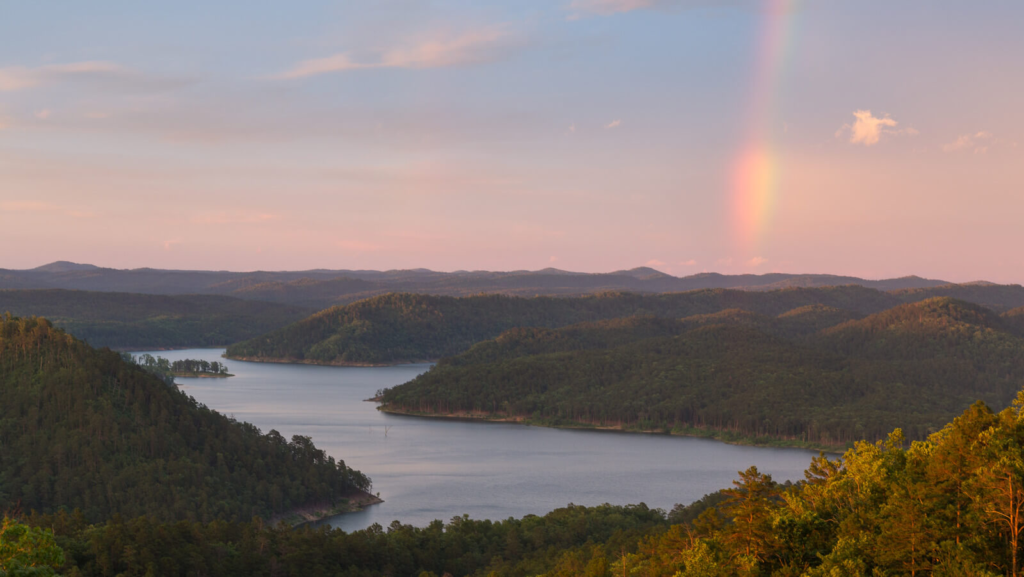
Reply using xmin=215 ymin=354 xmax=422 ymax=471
xmin=226 ymin=285 xmax=1024 ymax=366
xmin=379 ymin=298 xmax=1024 ymax=446
xmin=0 ymin=289 xmax=312 ymax=349
xmin=0 ymin=316 xmax=369 ymax=523
xmin=10 ymin=395 xmax=1024 ymax=575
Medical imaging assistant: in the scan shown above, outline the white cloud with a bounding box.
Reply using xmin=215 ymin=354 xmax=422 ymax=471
xmin=0 ymin=61 xmax=189 ymax=93
xmin=747 ymin=256 xmax=768 ymax=267
xmin=549 ymin=255 xmax=559 ymax=263
xmin=679 ymin=259 xmax=697 ymax=266
xmin=35 ymin=109 xmax=51 ymax=120
xmin=942 ymin=131 xmax=1014 ymax=154
xmin=279 ymin=26 xmax=518 ymax=79
xmin=163 ymin=239 xmax=181 ymax=251
xmin=0 ymin=61 xmax=116 ymax=91
xmin=835 ymin=110 xmax=917 ymax=146
xmin=645 ymin=259 xmax=666 ymax=267
xmin=605 ymin=119 xmax=621 ymax=129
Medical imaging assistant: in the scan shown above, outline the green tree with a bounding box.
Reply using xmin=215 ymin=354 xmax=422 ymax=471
xmin=0 ymin=517 xmax=64 ymax=577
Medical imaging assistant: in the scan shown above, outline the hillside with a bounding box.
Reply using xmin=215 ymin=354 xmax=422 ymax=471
xmin=893 ymin=283 xmax=1024 ymax=312
xmin=20 ymin=390 xmax=1024 ymax=576
xmin=227 ymin=285 xmax=1024 ymax=366
xmin=225 ymin=287 xmax=903 ymax=365
xmin=379 ymin=298 xmax=1024 ymax=446
xmin=0 ymin=316 xmax=369 ymax=522
xmin=0 ymin=289 xmax=312 ymax=349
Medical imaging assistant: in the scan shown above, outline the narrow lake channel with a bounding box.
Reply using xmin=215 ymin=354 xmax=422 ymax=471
xmin=146 ymin=348 xmax=820 ymax=532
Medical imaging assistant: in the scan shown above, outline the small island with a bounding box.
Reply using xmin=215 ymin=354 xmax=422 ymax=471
xmin=122 ymin=353 xmax=233 ymax=383
xmin=170 ymin=358 xmax=233 ymax=378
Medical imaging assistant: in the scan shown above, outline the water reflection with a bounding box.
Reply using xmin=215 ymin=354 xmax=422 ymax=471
xmin=148 ymin=348 xmax=818 ymax=532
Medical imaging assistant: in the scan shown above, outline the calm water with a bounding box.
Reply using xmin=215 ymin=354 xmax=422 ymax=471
xmin=143 ymin=348 xmax=818 ymax=532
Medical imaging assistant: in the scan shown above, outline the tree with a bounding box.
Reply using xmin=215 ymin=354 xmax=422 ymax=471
xmin=0 ymin=517 xmax=64 ymax=577
xmin=721 ymin=466 xmax=780 ymax=564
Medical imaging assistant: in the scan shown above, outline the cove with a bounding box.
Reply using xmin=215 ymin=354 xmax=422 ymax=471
xmin=146 ymin=348 xmax=819 ymax=532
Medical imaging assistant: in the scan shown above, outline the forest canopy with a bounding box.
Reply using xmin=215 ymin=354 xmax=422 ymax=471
xmin=0 ymin=289 xmax=312 ymax=350
xmin=379 ymin=298 xmax=1024 ymax=447
xmin=13 ymin=393 xmax=1024 ymax=576
xmin=226 ymin=284 xmax=1024 ymax=366
xmin=0 ymin=315 xmax=368 ymax=523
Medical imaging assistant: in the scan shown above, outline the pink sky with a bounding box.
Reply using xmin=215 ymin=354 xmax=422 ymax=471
xmin=1 ymin=1 xmax=1022 ymax=283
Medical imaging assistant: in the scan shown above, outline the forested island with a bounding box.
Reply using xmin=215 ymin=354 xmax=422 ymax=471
xmin=225 ymin=284 xmax=1024 ymax=366
xmin=169 ymin=358 xmax=233 ymax=377
xmin=377 ymin=298 xmax=1024 ymax=449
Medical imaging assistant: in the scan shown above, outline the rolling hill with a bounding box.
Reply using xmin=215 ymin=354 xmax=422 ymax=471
xmin=226 ymin=284 xmax=1024 ymax=366
xmin=0 ymin=261 xmax=968 ymax=309
xmin=0 ymin=289 xmax=312 ymax=349
xmin=224 ymin=287 xmax=904 ymax=365
xmin=378 ymin=298 xmax=1024 ymax=446
xmin=0 ymin=315 xmax=369 ymax=522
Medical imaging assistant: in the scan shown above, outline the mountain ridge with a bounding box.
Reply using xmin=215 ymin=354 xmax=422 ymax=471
xmin=1 ymin=262 xmax=969 ymax=309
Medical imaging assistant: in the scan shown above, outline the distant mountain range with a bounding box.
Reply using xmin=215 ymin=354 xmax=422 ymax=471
xmin=0 ymin=261 xmax=976 ymax=309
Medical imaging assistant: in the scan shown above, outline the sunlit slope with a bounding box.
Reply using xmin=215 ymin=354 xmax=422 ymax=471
xmin=225 ymin=287 xmax=899 ymax=365
xmin=380 ymin=298 xmax=1024 ymax=445
xmin=0 ymin=316 xmax=369 ymax=522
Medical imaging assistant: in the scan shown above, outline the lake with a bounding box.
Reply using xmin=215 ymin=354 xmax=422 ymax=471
xmin=142 ymin=348 xmax=820 ymax=532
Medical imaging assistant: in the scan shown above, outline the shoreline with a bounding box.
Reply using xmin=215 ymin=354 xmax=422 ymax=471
xmin=225 ymin=355 xmax=435 ymax=368
xmin=378 ymin=406 xmax=846 ymax=454
xmin=270 ymin=488 xmax=384 ymax=527
xmin=172 ymin=372 xmax=234 ymax=378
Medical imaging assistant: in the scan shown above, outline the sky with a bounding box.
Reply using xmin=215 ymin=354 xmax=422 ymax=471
xmin=1 ymin=0 xmax=1022 ymax=282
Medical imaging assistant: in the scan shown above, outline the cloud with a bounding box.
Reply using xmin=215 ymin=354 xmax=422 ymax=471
xmin=279 ymin=26 xmax=519 ymax=79
xmin=570 ymin=0 xmax=695 ymax=17
xmin=163 ymin=239 xmax=181 ymax=251
xmin=0 ymin=201 xmax=95 ymax=218
xmin=747 ymin=256 xmax=768 ymax=267
xmin=35 ymin=109 xmax=51 ymax=120
xmin=835 ymin=110 xmax=916 ymax=146
xmin=679 ymin=259 xmax=697 ymax=266
xmin=567 ymin=0 xmax=754 ymax=17
xmin=605 ymin=119 xmax=621 ymax=129
xmin=190 ymin=212 xmax=279 ymax=225
xmin=549 ymin=256 xmax=559 ymax=263
xmin=716 ymin=257 xmax=733 ymax=266
xmin=0 ymin=61 xmax=185 ymax=93
xmin=645 ymin=259 xmax=666 ymax=267
xmin=942 ymin=131 xmax=1015 ymax=154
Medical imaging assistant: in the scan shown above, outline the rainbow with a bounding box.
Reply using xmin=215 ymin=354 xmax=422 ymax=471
xmin=731 ymin=0 xmax=800 ymax=253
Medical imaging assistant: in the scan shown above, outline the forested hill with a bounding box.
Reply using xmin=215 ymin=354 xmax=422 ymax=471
xmin=226 ymin=284 xmax=1024 ymax=366
xmin=1 ymin=262 xmax=961 ymax=309
xmin=0 ymin=289 xmax=312 ymax=349
xmin=0 ymin=315 xmax=369 ymax=522
xmin=18 ymin=394 xmax=1024 ymax=575
xmin=379 ymin=298 xmax=1024 ymax=446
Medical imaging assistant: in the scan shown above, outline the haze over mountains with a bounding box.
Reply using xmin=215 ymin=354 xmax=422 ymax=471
xmin=0 ymin=261 xmax=969 ymax=309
